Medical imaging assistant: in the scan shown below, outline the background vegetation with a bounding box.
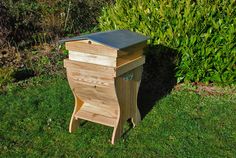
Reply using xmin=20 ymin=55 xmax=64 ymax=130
xmin=99 ymin=0 xmax=236 ymax=84
xmin=1 ymin=0 xmax=235 ymax=88
xmin=0 ymin=0 xmax=113 ymax=89
xmin=1 ymin=0 xmax=113 ymax=46
xmin=0 ymin=1 xmax=236 ymax=157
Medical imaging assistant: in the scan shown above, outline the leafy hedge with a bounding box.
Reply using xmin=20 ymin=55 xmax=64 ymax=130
xmin=99 ymin=0 xmax=236 ymax=84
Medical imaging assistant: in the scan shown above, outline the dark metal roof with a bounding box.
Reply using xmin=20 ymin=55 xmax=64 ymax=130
xmin=60 ymin=30 xmax=149 ymax=50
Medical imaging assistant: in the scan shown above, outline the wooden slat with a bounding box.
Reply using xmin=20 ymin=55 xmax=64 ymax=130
xmin=78 ymin=95 xmax=118 ymax=108
xmin=81 ymin=102 xmax=118 ymax=118
xmin=115 ymin=56 xmax=145 ymax=77
xmin=65 ymin=41 xmax=118 ymax=57
xmin=64 ymin=59 xmax=116 ymax=77
xmin=117 ymin=50 xmax=143 ymax=67
xmin=67 ymin=70 xmax=114 ymax=87
xmin=68 ymin=50 xmax=143 ymax=68
xmin=69 ymin=51 xmax=116 ymax=67
xmin=70 ymin=81 xmax=117 ymax=101
xmin=75 ymin=103 xmax=117 ymax=127
xmin=67 ymin=67 xmax=115 ymax=79
xmin=117 ymin=42 xmax=147 ymax=57
xmin=65 ymin=56 xmax=145 ymax=78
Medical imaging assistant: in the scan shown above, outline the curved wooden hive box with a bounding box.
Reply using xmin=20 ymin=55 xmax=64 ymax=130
xmin=62 ymin=30 xmax=149 ymax=144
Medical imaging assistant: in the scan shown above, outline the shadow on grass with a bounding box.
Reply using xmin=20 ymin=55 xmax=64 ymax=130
xmin=12 ymin=68 xmax=35 ymax=82
xmin=138 ymin=45 xmax=178 ymax=119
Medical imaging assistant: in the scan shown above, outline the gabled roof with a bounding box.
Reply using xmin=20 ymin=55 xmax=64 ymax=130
xmin=60 ymin=30 xmax=149 ymax=50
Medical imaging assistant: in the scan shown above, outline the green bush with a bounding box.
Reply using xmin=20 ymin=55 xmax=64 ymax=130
xmin=99 ymin=0 xmax=236 ymax=84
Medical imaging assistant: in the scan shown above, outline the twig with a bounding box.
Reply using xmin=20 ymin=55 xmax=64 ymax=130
xmin=64 ymin=1 xmax=71 ymax=31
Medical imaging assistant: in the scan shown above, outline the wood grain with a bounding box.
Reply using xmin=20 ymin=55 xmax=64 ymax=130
xmin=117 ymin=50 xmax=143 ymax=67
xmin=117 ymin=42 xmax=147 ymax=57
xmin=64 ymin=59 xmax=116 ymax=77
xmin=65 ymin=41 xmax=118 ymax=57
xmin=64 ymin=40 xmax=145 ymax=144
xmin=111 ymin=66 xmax=142 ymax=144
xmin=116 ymin=56 xmax=145 ymax=77
xmin=69 ymin=50 xmax=116 ymax=67
xmin=74 ymin=101 xmax=118 ymax=128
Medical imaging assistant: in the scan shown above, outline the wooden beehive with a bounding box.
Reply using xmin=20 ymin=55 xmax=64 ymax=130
xmin=62 ymin=30 xmax=149 ymax=144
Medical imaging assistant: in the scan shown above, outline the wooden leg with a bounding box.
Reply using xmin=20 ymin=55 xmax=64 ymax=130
xmin=69 ymin=93 xmax=84 ymax=133
xmin=69 ymin=115 xmax=80 ymax=133
xmin=111 ymin=119 xmax=124 ymax=144
xmin=131 ymin=108 xmax=141 ymax=127
xmin=131 ymin=80 xmax=141 ymax=127
xmin=111 ymin=73 xmax=142 ymax=143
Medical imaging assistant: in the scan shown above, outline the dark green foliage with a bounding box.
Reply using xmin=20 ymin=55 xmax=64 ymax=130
xmin=1 ymin=0 xmax=113 ymax=46
xmin=0 ymin=76 xmax=235 ymax=157
xmin=24 ymin=45 xmax=67 ymax=76
xmin=99 ymin=0 xmax=236 ymax=84
xmin=0 ymin=0 xmax=113 ymax=87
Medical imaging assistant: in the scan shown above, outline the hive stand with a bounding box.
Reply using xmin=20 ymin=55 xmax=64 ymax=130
xmin=62 ymin=30 xmax=148 ymax=144
xmin=65 ymin=60 xmax=143 ymax=144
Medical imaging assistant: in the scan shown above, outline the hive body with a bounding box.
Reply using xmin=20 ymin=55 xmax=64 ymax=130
xmin=63 ymin=30 xmax=148 ymax=144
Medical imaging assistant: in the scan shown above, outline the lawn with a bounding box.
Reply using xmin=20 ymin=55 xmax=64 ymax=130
xmin=0 ymin=75 xmax=235 ymax=157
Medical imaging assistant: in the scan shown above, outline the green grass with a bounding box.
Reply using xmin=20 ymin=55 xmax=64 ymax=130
xmin=0 ymin=76 xmax=235 ymax=157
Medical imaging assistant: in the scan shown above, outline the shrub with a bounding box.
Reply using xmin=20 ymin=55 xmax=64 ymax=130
xmin=0 ymin=0 xmax=113 ymax=87
xmin=24 ymin=44 xmax=67 ymax=76
xmin=0 ymin=67 xmax=15 ymax=88
xmin=99 ymin=0 xmax=236 ymax=84
xmin=1 ymin=0 xmax=113 ymax=47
